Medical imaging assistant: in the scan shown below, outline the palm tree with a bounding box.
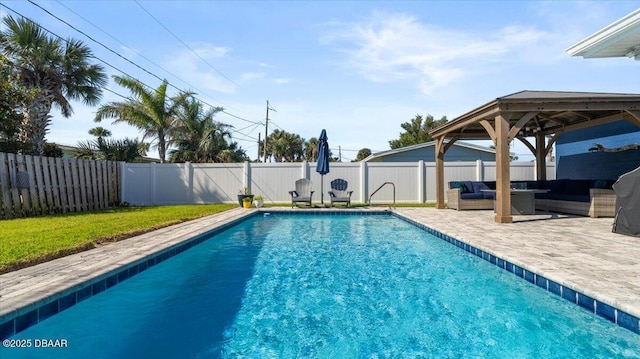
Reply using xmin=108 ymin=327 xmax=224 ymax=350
xmin=169 ymin=98 xmax=247 ymax=163
xmin=76 ymin=126 xmax=146 ymax=162
xmin=283 ymin=132 xmax=304 ymax=162
xmin=303 ymin=137 xmax=319 ymax=161
xmin=1 ymin=15 xmax=107 ymax=155
xmin=76 ymin=137 xmax=146 ymax=162
xmin=95 ymin=76 xmax=191 ymax=163
xmin=88 ymin=126 xmax=112 ymax=141
xmin=266 ymin=129 xmax=304 ymax=162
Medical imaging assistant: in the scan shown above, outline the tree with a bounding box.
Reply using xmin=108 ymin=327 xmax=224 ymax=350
xmin=388 ymin=114 xmax=448 ymax=149
xmin=75 ymin=127 xmax=146 ymax=162
xmin=43 ymin=142 xmax=63 ymax=158
xmin=88 ymin=126 xmax=112 ymax=142
xmin=264 ymin=129 xmax=304 ymax=162
xmin=303 ymin=137 xmax=319 ymax=161
xmin=168 ymin=98 xmax=247 ymax=163
xmin=76 ymin=137 xmax=147 ymax=162
xmin=0 ymin=54 xmax=28 ymax=153
xmin=355 ymin=148 xmax=372 ymax=161
xmin=1 ymin=15 xmax=107 ymax=155
xmin=95 ymin=76 xmax=192 ymax=163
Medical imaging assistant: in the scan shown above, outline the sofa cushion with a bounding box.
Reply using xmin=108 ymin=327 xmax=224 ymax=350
xmin=564 ymin=180 xmax=593 ymax=195
xmin=525 ymin=181 xmax=543 ymax=189
xmin=460 ymin=193 xmax=485 ymax=200
xmin=462 ymin=181 xmax=474 ymax=193
xmin=546 ymin=180 xmax=566 ymax=194
xmin=472 ymin=181 xmax=491 ymax=193
xmin=593 ymin=179 xmax=608 ymax=189
xmin=450 ymin=181 xmax=467 ymax=192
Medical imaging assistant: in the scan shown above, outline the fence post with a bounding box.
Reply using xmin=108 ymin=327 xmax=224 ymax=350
xmin=476 ymin=160 xmax=484 ymax=181
xmin=301 ymin=161 xmax=308 ymax=179
xmin=418 ymin=160 xmax=425 ymax=203
xmin=243 ymin=161 xmax=250 ymax=192
xmin=360 ymin=161 xmax=367 ymax=203
xmin=151 ymin=162 xmax=157 ymax=205
xmin=120 ymin=162 xmax=126 ymax=205
xmin=186 ymin=162 xmax=194 ymax=204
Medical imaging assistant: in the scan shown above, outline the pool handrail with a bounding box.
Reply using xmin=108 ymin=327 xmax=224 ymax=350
xmin=368 ymin=182 xmax=395 ymax=205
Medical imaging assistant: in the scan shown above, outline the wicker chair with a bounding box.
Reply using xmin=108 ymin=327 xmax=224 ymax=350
xmin=288 ymin=178 xmax=314 ymax=207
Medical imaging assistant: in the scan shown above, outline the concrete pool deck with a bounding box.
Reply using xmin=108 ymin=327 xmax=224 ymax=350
xmin=1 ymin=207 xmax=639 ymax=336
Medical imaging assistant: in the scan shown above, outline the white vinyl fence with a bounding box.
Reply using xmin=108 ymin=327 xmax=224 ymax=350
xmin=121 ymin=160 xmax=556 ymax=206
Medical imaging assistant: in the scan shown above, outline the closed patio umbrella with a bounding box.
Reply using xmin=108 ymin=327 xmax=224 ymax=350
xmin=316 ymin=129 xmax=330 ymax=206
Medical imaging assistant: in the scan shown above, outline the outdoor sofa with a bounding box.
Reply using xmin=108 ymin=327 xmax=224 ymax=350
xmin=447 ymin=179 xmax=616 ymax=218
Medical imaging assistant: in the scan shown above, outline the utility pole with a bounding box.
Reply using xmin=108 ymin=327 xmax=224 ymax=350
xmin=339 ymin=145 xmax=342 ymax=162
xmin=257 ymin=132 xmax=261 ymax=161
xmin=263 ymin=100 xmax=276 ymax=163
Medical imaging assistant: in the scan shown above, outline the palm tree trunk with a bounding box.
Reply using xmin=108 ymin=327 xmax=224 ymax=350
xmin=20 ymin=94 xmax=53 ymax=155
xmin=157 ymin=130 xmax=166 ymax=163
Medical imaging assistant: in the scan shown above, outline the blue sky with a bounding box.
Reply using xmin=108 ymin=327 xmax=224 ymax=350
xmin=2 ymin=1 xmax=639 ymax=161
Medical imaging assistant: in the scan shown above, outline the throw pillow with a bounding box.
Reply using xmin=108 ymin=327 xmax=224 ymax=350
xmin=593 ymin=179 xmax=608 ymax=189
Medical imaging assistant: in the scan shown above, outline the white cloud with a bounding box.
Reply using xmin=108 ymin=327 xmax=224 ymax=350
xmin=240 ymin=72 xmax=265 ymax=81
xmin=274 ymin=78 xmax=292 ymax=84
xmin=165 ymin=42 xmax=237 ymax=94
xmin=322 ymin=11 xmax=553 ymax=94
xmin=191 ymin=42 xmax=230 ymax=58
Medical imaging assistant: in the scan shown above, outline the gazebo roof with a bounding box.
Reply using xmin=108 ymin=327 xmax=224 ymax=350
xmin=430 ymin=90 xmax=640 ymax=140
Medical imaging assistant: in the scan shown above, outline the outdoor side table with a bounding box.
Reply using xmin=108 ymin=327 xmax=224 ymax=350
xmin=482 ymin=189 xmax=550 ymax=215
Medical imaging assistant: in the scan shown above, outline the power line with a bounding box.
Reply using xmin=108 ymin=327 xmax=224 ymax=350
xmin=52 ymin=0 xmax=232 ymax=111
xmin=134 ymin=0 xmax=240 ymax=89
xmin=1 ymin=3 xmax=263 ymax=148
xmin=26 ymin=1 xmax=168 ymax=86
xmin=24 ymin=0 xmax=261 ymax=127
xmin=268 ymin=119 xmax=285 ymax=131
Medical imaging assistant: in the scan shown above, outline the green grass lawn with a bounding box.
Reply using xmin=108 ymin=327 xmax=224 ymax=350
xmin=0 ymin=204 xmax=234 ymax=273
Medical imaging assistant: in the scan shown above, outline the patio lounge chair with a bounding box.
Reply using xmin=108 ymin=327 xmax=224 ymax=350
xmin=328 ymin=178 xmax=353 ymax=207
xmin=289 ymin=178 xmax=314 ymax=207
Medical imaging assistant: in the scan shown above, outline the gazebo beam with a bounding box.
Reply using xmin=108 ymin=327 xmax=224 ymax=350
xmin=516 ymin=137 xmax=536 ymax=155
xmin=479 ymin=120 xmax=497 ymax=143
xmin=541 ymin=112 xmax=633 ymax=136
xmin=625 ymin=110 xmax=640 ymax=125
xmin=507 ymin=112 xmax=539 ymax=142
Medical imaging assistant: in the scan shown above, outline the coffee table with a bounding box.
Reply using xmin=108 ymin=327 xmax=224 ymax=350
xmin=481 ymin=189 xmax=550 ymax=215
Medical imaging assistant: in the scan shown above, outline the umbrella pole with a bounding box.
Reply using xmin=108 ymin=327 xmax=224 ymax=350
xmin=320 ymin=175 xmax=324 ymax=206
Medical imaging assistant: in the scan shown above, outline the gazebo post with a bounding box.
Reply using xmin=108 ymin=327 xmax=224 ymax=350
xmin=435 ymin=137 xmax=446 ymax=209
xmin=494 ymin=114 xmax=513 ymax=223
xmin=535 ymin=132 xmax=547 ymax=181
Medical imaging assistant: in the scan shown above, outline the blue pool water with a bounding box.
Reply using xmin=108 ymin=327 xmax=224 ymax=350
xmin=2 ymin=214 xmax=639 ymax=358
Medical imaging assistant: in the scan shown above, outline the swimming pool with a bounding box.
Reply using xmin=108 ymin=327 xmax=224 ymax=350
xmin=1 ymin=213 xmax=639 ymax=358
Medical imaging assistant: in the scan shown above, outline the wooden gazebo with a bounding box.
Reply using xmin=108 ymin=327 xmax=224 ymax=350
xmin=429 ymin=90 xmax=640 ymax=223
